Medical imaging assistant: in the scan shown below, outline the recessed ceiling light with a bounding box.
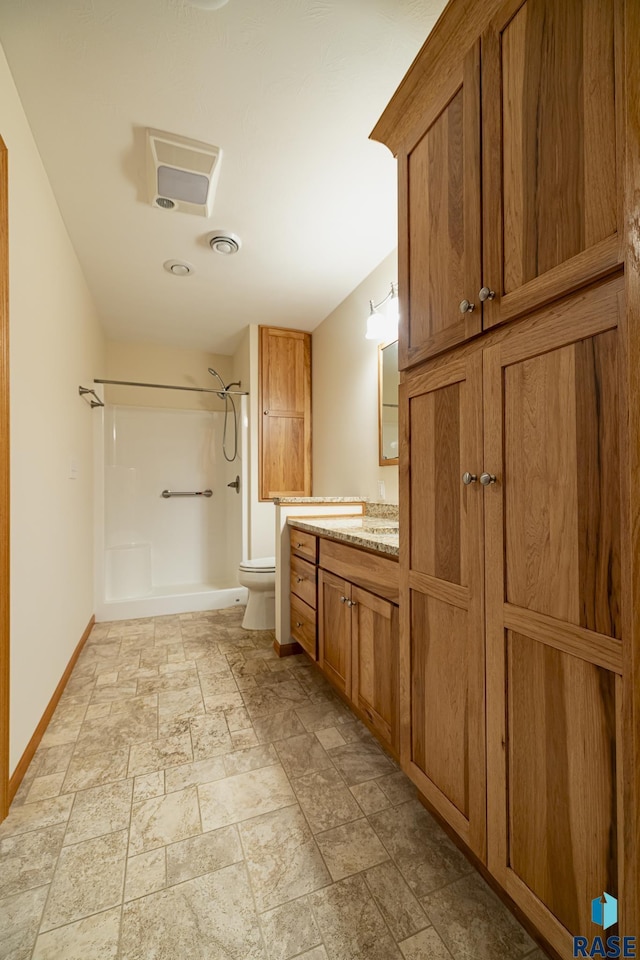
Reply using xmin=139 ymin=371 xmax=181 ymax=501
xmin=208 ymin=231 xmax=242 ymax=255
xmin=163 ymin=260 xmax=194 ymax=277
xmin=186 ymin=0 xmax=230 ymax=9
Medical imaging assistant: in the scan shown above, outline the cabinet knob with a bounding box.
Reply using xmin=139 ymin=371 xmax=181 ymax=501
xmin=296 ymin=576 xmax=303 ymax=583
xmin=459 ymin=299 xmax=475 ymax=314
xmin=263 ymin=410 xmax=269 ymax=415
xmin=296 ymin=542 xmax=303 ymax=548
xmin=479 ymin=286 xmax=496 ymax=302
xmin=295 ymin=621 xmax=303 ymax=628
xmin=339 ymin=596 xmax=346 ymax=603
xmin=479 ymin=472 xmax=497 ymax=486
xmin=347 ymin=599 xmax=358 ymax=607
xmin=462 ymin=472 xmax=478 ymax=485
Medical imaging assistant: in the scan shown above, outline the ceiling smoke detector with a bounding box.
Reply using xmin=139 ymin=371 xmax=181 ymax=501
xmin=147 ymin=129 xmax=222 ymax=218
xmin=208 ymin=231 xmax=242 ymax=255
xmin=163 ymin=260 xmax=194 ymax=277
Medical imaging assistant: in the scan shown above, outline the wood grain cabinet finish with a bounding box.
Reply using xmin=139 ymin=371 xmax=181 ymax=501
xmin=381 ymin=0 xmax=623 ymax=371
xmin=318 ymin=569 xmax=352 ymax=696
xmin=351 ymin=586 xmax=399 ymax=750
xmin=259 ymin=327 xmax=311 ymax=500
xmin=483 ymin=277 xmax=625 ymax=958
xmin=402 ymin=351 xmax=486 ymax=859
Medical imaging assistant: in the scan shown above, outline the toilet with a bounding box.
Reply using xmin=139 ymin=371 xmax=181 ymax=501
xmin=237 ymin=557 xmax=276 ymax=630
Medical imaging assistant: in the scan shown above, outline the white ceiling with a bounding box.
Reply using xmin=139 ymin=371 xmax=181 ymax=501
xmin=0 ymin=0 xmax=445 ymax=355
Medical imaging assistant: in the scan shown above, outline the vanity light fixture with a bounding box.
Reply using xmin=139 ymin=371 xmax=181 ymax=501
xmin=365 ymin=282 xmax=399 ymax=341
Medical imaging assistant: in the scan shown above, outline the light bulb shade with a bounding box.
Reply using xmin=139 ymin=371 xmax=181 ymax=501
xmin=365 ymin=307 xmax=388 ymax=340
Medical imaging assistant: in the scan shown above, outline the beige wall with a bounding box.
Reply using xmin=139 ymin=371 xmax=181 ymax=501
xmin=105 ymin=341 xmax=234 ymax=411
xmin=1 ymin=44 xmax=106 ymax=771
xmin=312 ymin=250 xmax=399 ymax=503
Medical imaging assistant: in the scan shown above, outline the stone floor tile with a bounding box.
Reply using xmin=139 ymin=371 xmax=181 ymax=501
xmin=41 ymin=829 xmax=128 ymax=931
xmin=364 ymin=860 xmax=429 ymax=942
xmin=24 ymin=772 xmax=66 ymax=804
xmin=231 ymin=727 xmax=260 ymax=750
xmin=327 ymin=742 xmax=396 ymax=786
xmin=399 ymin=927 xmax=453 ymax=959
xmin=314 ymin=726 xmax=346 ymax=750
xmin=189 ymin=713 xmax=233 ymax=760
xmin=259 ymin=895 xmax=322 ymax=960
xmin=349 ymin=779 xmax=391 ymax=816
xmin=294 ymin=701 xmax=353 ymax=734
xmin=120 ymin=861 xmax=266 ymax=960
xmin=124 ymin=848 xmax=166 ymax=901
xmin=224 ymin=704 xmax=252 ymax=731
xmin=0 ymin=885 xmax=49 ymax=960
xmin=84 ymin=703 xmax=111 ymax=721
xmin=315 ymin=818 xmax=389 ymax=881
xmin=166 ymin=824 xmax=242 ymax=885
xmin=309 ymin=873 xmax=402 ymax=960
xmin=64 ymin=779 xmax=133 ymax=846
xmin=422 ymin=873 xmax=535 ymax=960
xmin=164 ymin=756 xmax=226 ymax=793
xmin=0 ymin=794 xmax=74 ymax=840
xmin=368 ymin=801 xmax=473 ymax=899
xmin=274 ymin=733 xmax=333 ymax=780
xmin=30 ymin=743 xmax=75 ymax=779
xmin=292 ymin=767 xmax=362 ymax=834
xmin=294 ymin=949 xmax=328 ymax=960
xmin=89 ymin=682 xmax=138 ymax=705
xmin=129 ymin=786 xmax=201 ymax=855
xmin=252 ymin=710 xmax=306 ymax=743
xmin=157 ymin=687 xmax=204 ymax=724
xmin=32 ymin=905 xmax=122 ymax=960
xmin=239 ymin=805 xmax=331 ymax=912
xmin=0 ymin=824 xmax=65 ymax=899
xmin=198 ymin=764 xmax=295 ymax=831
xmin=127 ymin=730 xmax=193 ymax=777
xmin=376 ymin=771 xmax=417 ymax=806
xmin=132 ymin=771 xmax=165 ymax=802
xmin=38 ymin=723 xmax=82 ymax=748
xmin=223 ymin=743 xmax=279 ymax=777
xmin=62 ymin=748 xmax=129 ymax=793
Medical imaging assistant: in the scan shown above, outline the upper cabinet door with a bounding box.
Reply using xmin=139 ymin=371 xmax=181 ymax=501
xmin=259 ymin=326 xmax=311 ymax=500
xmin=399 ymin=42 xmax=482 ymax=370
xmin=482 ymin=0 xmax=622 ymax=329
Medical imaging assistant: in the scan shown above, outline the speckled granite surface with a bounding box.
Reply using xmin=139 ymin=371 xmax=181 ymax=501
xmin=288 ymin=516 xmax=399 ymax=558
xmin=273 ymin=497 xmax=367 ymax=504
xmin=364 ymin=502 xmax=399 ymax=521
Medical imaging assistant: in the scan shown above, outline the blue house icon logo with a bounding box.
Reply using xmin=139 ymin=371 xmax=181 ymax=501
xmin=591 ymin=893 xmax=618 ymax=930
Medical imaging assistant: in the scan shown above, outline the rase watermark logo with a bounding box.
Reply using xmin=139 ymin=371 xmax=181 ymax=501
xmin=573 ymin=893 xmax=637 ymax=958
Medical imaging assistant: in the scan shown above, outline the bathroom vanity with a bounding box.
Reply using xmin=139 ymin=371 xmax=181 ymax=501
xmin=287 ymin=511 xmax=400 ymax=758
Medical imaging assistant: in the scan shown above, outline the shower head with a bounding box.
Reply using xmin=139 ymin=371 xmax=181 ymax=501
xmin=207 ymin=367 xmax=227 ymax=395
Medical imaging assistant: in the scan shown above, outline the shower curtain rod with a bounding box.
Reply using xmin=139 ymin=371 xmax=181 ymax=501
xmin=94 ymin=378 xmax=248 ymax=396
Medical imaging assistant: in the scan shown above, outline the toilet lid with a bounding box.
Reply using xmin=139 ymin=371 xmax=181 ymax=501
xmin=239 ymin=556 xmax=276 ymax=573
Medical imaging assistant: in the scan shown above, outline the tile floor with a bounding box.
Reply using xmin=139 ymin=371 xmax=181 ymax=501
xmin=0 ymin=606 xmax=546 ymax=960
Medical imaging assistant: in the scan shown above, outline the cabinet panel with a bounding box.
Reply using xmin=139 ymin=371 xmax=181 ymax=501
xmin=318 ymin=570 xmax=351 ymax=695
xmin=351 ymin=587 xmax=398 ymax=751
xmin=290 ymin=554 xmax=316 ymax=609
xmin=403 ymin=351 xmax=486 ymax=857
xmin=482 ymin=0 xmax=620 ymax=328
xmin=507 ymin=631 xmax=618 ymax=937
xmin=402 ymin=42 xmax=482 ymax=368
xmin=291 ymin=594 xmax=317 ymax=661
xmin=504 ymin=328 xmax=621 ymax=636
xmin=259 ymin=327 xmax=311 ymax=499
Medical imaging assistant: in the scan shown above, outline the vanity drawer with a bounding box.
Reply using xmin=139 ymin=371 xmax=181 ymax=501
xmin=290 ymin=555 xmax=317 ymax=608
xmin=290 ymin=528 xmax=317 ymax=562
xmin=291 ymin=594 xmax=317 ymax=660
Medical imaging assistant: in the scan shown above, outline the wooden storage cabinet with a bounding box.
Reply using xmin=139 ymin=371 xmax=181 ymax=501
xmin=318 ymin=570 xmax=352 ymax=696
xmin=290 ymin=529 xmax=318 ymax=660
xmin=259 ymin=327 xmax=311 ymax=500
xmin=380 ymin=0 xmax=623 ymax=370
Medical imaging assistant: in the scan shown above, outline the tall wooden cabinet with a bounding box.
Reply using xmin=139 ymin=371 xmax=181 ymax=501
xmin=259 ymin=326 xmax=311 ymax=500
xmin=374 ymin=0 xmax=639 ymax=957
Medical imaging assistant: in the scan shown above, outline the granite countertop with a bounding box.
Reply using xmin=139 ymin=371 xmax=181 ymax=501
xmin=273 ymin=496 xmax=367 ymax=504
xmin=288 ymin=515 xmax=399 ymax=558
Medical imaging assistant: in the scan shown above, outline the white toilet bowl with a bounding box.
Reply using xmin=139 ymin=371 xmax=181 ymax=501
xmin=237 ymin=557 xmax=276 ymax=630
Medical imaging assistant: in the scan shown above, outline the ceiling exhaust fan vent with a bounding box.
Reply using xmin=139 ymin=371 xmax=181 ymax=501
xmin=208 ymin=231 xmax=242 ymax=255
xmin=146 ymin=129 xmax=222 ymax=218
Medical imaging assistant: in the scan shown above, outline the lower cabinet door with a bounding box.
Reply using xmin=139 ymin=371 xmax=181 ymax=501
xmin=318 ymin=569 xmax=351 ymax=695
xmin=290 ymin=593 xmax=317 ymax=660
xmin=351 ymin=586 xmax=399 ymax=753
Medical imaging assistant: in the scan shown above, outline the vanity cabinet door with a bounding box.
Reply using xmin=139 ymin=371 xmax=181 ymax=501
xmin=318 ymin=570 xmax=351 ymax=696
xmin=399 ymin=41 xmax=482 ymax=370
xmin=402 ymin=350 xmax=486 ymax=859
xmin=481 ymin=0 xmax=621 ymax=330
xmin=351 ymin=587 xmax=399 ymax=753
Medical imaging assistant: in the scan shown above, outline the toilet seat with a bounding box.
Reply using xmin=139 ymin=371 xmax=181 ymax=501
xmin=238 ymin=557 xmax=276 ymax=574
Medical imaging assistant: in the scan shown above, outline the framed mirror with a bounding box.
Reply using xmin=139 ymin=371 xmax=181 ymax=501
xmin=379 ymin=339 xmax=399 ymax=466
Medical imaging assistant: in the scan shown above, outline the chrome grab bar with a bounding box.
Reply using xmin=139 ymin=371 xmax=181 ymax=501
xmin=161 ymin=489 xmax=213 ymax=499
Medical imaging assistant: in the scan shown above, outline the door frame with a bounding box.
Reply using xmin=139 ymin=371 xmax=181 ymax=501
xmin=0 ymin=135 xmax=10 ymax=821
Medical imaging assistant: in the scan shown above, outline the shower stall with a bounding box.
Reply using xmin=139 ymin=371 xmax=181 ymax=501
xmin=94 ymin=381 xmax=249 ymax=621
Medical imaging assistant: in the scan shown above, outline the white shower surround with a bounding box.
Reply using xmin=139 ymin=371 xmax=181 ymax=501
xmin=94 ymin=398 xmax=248 ymax=620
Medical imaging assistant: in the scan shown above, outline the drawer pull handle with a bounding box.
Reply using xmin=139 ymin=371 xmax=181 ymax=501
xmin=295 ymin=621 xmax=303 ymax=628
xmin=296 ymin=542 xmax=303 ymax=548
xmin=296 ymin=576 xmax=304 ymax=583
